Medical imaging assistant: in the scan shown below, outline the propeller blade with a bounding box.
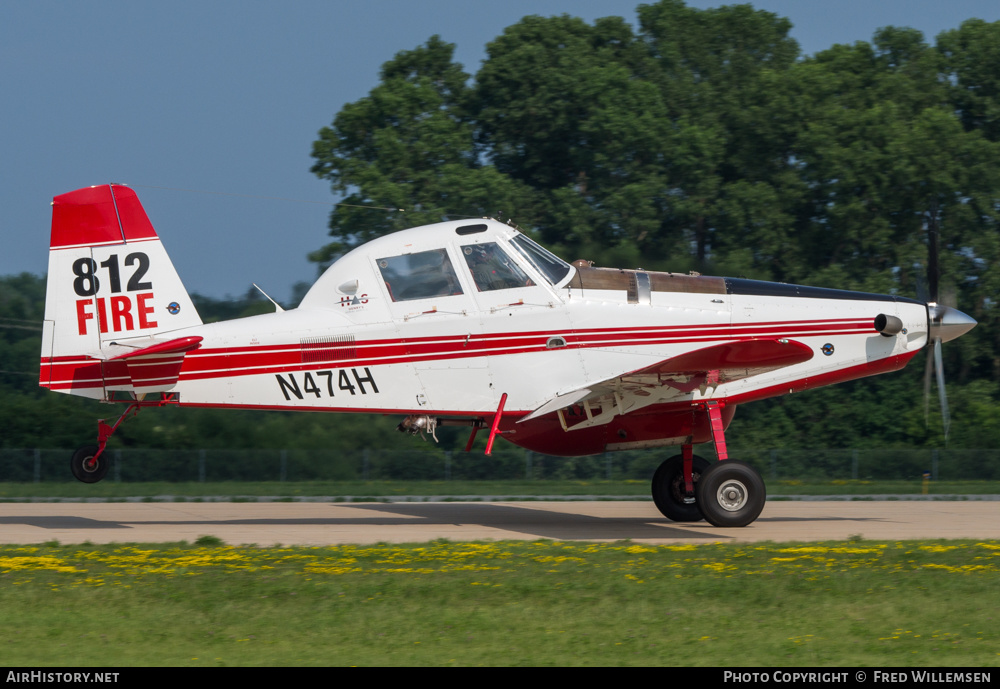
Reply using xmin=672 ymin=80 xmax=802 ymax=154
xmin=922 ymin=304 xmax=974 ymax=441
xmin=933 ymin=338 xmax=950 ymax=443
xmin=927 ymin=214 xmax=939 ymax=304
xmin=923 ymin=344 xmax=933 ymax=429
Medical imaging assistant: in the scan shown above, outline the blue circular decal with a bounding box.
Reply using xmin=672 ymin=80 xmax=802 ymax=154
xmin=821 ymin=343 xmax=834 ymax=356
xmin=167 ymin=302 xmax=181 ymax=315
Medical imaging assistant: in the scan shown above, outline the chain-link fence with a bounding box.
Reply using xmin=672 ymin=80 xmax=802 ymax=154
xmin=2 ymin=447 xmax=999 ymax=482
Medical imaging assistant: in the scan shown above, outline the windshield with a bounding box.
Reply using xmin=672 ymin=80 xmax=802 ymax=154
xmin=461 ymin=243 xmax=534 ymax=291
xmin=509 ymin=234 xmax=572 ymax=285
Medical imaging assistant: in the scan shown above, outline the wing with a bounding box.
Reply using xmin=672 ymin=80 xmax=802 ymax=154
xmin=520 ymin=338 xmax=813 ymax=430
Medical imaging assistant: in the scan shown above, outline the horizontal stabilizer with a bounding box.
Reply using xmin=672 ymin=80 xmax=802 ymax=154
xmin=104 ymin=336 xmax=204 ymax=361
xmin=98 ymin=336 xmax=203 ymax=395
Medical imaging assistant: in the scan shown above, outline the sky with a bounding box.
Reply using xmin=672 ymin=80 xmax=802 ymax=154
xmin=3 ymin=0 xmax=999 ymax=304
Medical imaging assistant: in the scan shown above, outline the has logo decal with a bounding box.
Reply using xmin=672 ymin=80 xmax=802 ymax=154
xmin=338 ymin=294 xmax=369 ymax=311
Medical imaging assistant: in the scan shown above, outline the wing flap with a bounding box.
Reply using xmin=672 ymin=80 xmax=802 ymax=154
xmin=520 ymin=387 xmax=593 ymax=422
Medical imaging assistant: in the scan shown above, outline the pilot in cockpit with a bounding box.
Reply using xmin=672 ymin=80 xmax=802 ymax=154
xmin=464 ymin=243 xmax=533 ymax=291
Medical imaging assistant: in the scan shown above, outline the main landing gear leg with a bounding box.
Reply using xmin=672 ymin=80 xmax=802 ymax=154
xmin=70 ymin=402 xmax=140 ymax=484
xmin=695 ymin=401 xmax=766 ymax=527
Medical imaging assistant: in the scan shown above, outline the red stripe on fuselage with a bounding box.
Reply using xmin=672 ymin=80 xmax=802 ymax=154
xmin=40 ymin=319 xmax=876 ymax=390
xmin=175 ymin=319 xmax=874 ymax=382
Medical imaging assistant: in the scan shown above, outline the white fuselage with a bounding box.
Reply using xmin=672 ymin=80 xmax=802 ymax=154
xmin=161 ymin=221 xmax=929 ymax=418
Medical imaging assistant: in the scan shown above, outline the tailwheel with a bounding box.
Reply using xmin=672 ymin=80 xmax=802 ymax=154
xmin=695 ymin=460 xmax=765 ymax=527
xmin=651 ymin=454 xmax=709 ymax=522
xmin=70 ymin=445 xmax=109 ymax=484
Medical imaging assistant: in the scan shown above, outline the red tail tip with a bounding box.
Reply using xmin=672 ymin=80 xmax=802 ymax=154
xmin=50 ymin=184 xmax=157 ymax=249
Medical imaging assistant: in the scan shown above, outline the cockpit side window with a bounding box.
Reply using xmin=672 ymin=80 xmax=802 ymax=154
xmin=509 ymin=234 xmax=572 ymax=285
xmin=461 ymin=243 xmax=534 ymax=291
xmin=376 ymin=249 xmax=463 ymax=302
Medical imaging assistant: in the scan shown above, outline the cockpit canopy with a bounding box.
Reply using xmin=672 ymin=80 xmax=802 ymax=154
xmin=299 ymin=218 xmax=574 ymax=316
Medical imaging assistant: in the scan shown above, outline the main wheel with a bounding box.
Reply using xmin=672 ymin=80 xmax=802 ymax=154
xmin=695 ymin=460 xmax=765 ymax=527
xmin=651 ymin=454 xmax=710 ymax=522
xmin=70 ymin=445 xmax=109 ymax=484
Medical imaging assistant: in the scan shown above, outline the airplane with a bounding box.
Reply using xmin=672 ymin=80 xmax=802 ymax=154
xmin=38 ymin=184 xmax=978 ymax=527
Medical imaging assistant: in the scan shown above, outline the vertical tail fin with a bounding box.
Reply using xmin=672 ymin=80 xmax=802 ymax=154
xmin=40 ymin=184 xmax=202 ymax=396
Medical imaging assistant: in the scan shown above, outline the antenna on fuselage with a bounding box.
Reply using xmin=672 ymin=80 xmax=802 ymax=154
xmin=252 ymin=283 xmax=285 ymax=312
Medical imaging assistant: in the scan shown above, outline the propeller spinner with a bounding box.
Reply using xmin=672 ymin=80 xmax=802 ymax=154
xmin=928 ymin=303 xmax=977 ymax=343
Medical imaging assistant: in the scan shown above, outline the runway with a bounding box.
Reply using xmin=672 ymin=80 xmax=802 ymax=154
xmin=0 ymin=500 xmax=997 ymax=545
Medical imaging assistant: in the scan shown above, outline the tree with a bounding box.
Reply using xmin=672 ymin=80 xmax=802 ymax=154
xmin=635 ymin=0 xmax=802 ymax=277
xmin=937 ymin=19 xmax=1000 ymax=381
xmin=938 ymin=18 xmax=1000 ymax=142
xmin=310 ymin=35 xmax=531 ymax=267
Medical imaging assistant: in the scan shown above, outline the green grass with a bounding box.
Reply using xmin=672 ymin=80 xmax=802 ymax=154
xmin=1 ymin=539 xmax=998 ymax=666
xmin=0 ymin=479 xmax=997 ymax=500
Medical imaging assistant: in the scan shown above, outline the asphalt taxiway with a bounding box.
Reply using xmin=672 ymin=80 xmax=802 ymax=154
xmin=0 ymin=500 xmax=997 ymax=545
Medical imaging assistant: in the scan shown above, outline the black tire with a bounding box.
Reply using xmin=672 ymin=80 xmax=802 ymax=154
xmin=695 ymin=460 xmax=765 ymax=527
xmin=70 ymin=445 xmax=109 ymax=484
xmin=651 ymin=454 xmax=710 ymax=522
